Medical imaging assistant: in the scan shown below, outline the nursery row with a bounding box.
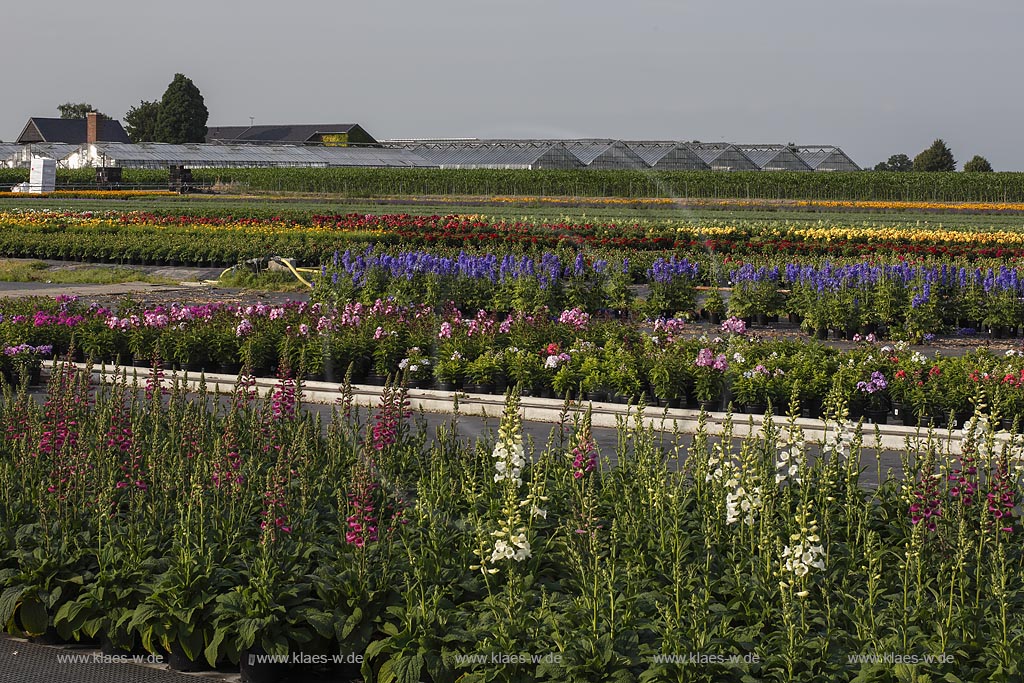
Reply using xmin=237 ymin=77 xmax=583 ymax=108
xmin=311 ymin=247 xmax=1024 ymax=337
xmin=0 ymin=367 xmax=1021 ymax=681
xmin=5 ymin=296 xmax=1024 ymax=427
xmin=5 ymin=166 xmax=1024 ymax=201
xmin=3 ymin=210 xmax=1024 ymax=265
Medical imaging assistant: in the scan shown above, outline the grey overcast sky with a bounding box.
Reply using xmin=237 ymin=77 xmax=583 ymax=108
xmin=4 ymin=0 xmax=1022 ymax=169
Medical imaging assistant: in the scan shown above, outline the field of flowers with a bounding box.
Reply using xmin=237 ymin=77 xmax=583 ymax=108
xmin=4 ymin=295 xmax=1024 ymax=429
xmin=3 ymin=201 xmax=1024 ymax=681
xmin=0 ymin=361 xmax=1021 ymax=681
xmin=4 ymin=210 xmax=1024 ymax=266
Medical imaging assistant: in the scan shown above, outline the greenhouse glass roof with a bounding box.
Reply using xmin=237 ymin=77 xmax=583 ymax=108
xmin=736 ymin=145 xmax=812 ymax=171
xmin=626 ymin=142 xmax=710 ymax=170
xmin=689 ymin=143 xmax=758 ymax=171
xmin=407 ymin=142 xmax=582 ymax=169
xmin=0 ymin=144 xmax=21 ymax=167
xmin=3 ymin=143 xmax=79 ymax=167
xmin=563 ymin=140 xmax=647 ymax=168
xmin=795 ymin=146 xmax=861 ymax=171
xmin=83 ymin=143 xmax=433 ymax=168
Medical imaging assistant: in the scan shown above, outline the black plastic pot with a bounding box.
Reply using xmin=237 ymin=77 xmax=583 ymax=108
xmin=218 ymin=362 xmax=242 ymax=376
xmin=240 ymin=646 xmax=290 ymax=683
xmin=801 ymin=401 xmax=823 ymax=420
xmin=167 ymin=642 xmax=210 ymax=672
xmin=863 ymin=407 xmax=888 ymax=425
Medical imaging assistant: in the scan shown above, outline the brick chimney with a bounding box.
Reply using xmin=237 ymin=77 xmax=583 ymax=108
xmin=86 ymin=111 xmax=101 ymax=144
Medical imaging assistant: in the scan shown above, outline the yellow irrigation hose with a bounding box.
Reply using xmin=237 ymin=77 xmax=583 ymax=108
xmin=212 ymin=260 xmax=317 ymax=288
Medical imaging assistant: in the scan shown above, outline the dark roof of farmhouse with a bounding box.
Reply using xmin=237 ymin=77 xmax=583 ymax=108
xmin=206 ymin=124 xmax=372 ymax=144
xmin=17 ymin=117 xmax=130 ymax=144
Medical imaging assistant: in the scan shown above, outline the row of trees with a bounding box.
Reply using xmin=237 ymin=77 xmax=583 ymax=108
xmin=874 ymin=139 xmax=993 ymax=172
xmin=57 ymin=74 xmax=208 ymax=144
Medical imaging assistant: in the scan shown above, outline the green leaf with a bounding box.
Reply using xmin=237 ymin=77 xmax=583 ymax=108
xmin=304 ymin=610 xmax=336 ymax=639
xmin=341 ymin=606 xmax=363 ymax=639
xmin=20 ymin=597 xmax=48 ymax=635
xmin=0 ymin=587 xmax=25 ymax=628
xmin=205 ymin=628 xmax=226 ymax=668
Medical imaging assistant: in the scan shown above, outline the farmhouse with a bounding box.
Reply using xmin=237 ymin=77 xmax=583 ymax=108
xmin=16 ymin=112 xmax=130 ymax=144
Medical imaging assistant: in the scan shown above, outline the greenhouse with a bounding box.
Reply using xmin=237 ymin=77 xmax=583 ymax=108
xmin=795 ymin=145 xmax=862 ymax=171
xmin=737 ymin=145 xmax=812 ymax=171
xmin=1 ymin=143 xmax=79 ymax=168
xmin=626 ymin=142 xmax=710 ymax=170
xmin=62 ymin=142 xmax=434 ymax=169
xmin=402 ymin=142 xmax=583 ymax=169
xmin=563 ymin=140 xmax=648 ymax=170
xmin=689 ymin=143 xmax=759 ymax=171
xmin=1 ymin=138 xmax=861 ymax=172
xmin=0 ymin=144 xmax=21 ymax=168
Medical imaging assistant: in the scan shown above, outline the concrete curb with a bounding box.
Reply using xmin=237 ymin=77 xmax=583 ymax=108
xmin=42 ymin=361 xmax=1005 ymax=453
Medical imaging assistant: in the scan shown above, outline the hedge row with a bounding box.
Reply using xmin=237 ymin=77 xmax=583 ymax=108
xmin=3 ymin=168 xmax=1024 ymax=202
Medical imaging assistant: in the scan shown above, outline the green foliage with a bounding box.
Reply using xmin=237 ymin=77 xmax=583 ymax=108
xmin=964 ymin=155 xmax=994 ymax=173
xmin=913 ymin=139 xmax=957 ymax=172
xmin=124 ymin=100 xmax=161 ymax=143
xmin=189 ymin=166 xmax=1024 ymax=202
xmin=57 ymin=102 xmax=102 ymax=119
xmin=155 ymin=74 xmax=209 ymax=144
xmin=873 ymin=153 xmax=913 ymax=172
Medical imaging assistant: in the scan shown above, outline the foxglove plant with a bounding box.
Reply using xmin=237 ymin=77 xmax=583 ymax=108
xmin=473 ymin=392 xmax=534 ymax=575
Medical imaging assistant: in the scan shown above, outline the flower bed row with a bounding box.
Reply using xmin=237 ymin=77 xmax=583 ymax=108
xmin=3 ymin=209 xmax=1024 ymax=264
xmin=0 ymin=365 xmax=1021 ymax=681
xmin=5 ymin=296 xmax=1024 ymax=427
xmin=311 ymin=250 xmax=1024 ymax=340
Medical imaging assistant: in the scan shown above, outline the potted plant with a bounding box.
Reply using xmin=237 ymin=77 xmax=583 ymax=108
xmin=702 ymin=288 xmax=726 ymax=326
xmin=648 ymin=349 xmax=686 ymax=408
xmin=464 ymin=351 xmax=500 ymax=394
xmin=692 ymin=347 xmax=728 ymax=411
xmin=398 ymin=347 xmax=433 ymax=389
xmin=503 ymin=347 xmax=543 ymax=395
xmin=604 ymin=344 xmax=642 ymax=403
xmin=3 ymin=343 xmax=53 ymax=386
xmin=578 ymin=355 xmax=608 ymax=403
xmin=209 ymin=542 xmax=315 ymax=683
xmin=432 ymin=351 xmax=465 ymax=391
xmin=855 ymin=370 xmax=890 ymax=424
xmin=370 ymin=327 xmax=405 ymax=382
xmin=730 ymin=362 xmax=772 ymax=414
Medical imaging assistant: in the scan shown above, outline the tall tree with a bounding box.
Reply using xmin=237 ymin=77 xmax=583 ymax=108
xmin=58 ymin=102 xmax=103 ymax=119
xmin=124 ymin=100 xmax=161 ymax=143
xmin=155 ymin=74 xmax=209 ymax=144
xmin=963 ymin=155 xmax=994 ymax=172
xmin=873 ymin=154 xmax=913 ymax=172
xmin=913 ymin=139 xmax=956 ymax=172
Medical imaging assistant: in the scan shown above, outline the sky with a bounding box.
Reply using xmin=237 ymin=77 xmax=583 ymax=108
xmin=3 ymin=0 xmax=1022 ymax=170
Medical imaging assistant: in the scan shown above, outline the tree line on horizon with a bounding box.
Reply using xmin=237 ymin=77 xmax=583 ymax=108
xmin=57 ymin=73 xmax=208 ymax=145
xmin=874 ymin=139 xmax=993 ymax=172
